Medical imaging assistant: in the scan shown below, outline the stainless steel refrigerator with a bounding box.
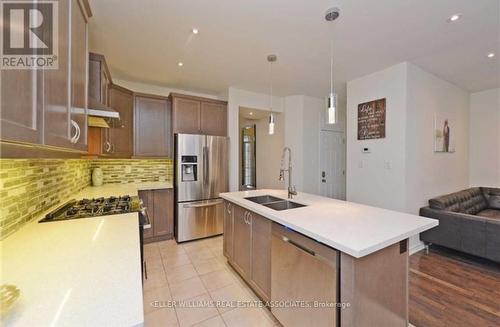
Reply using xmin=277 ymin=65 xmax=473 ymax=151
xmin=174 ymin=134 xmax=228 ymax=242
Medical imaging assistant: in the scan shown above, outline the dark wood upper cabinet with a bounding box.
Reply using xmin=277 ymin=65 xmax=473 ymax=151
xmin=107 ymin=85 xmax=134 ymax=157
xmin=45 ymin=0 xmax=90 ymax=151
xmin=0 ymin=70 xmax=42 ymax=144
xmin=171 ymin=93 xmax=227 ymax=136
xmin=88 ymin=53 xmax=112 ymax=106
xmin=43 ymin=0 xmax=72 ymax=148
xmin=201 ymin=101 xmax=227 ymax=136
xmin=172 ymin=96 xmax=201 ymax=134
xmin=134 ymin=95 xmax=172 ymax=157
xmin=1 ymin=0 xmax=91 ymax=155
xmin=70 ymin=0 xmax=88 ymax=151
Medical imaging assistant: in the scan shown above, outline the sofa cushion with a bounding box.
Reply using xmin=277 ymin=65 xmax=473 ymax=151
xmin=477 ymin=209 xmax=500 ymax=219
xmin=429 ymin=188 xmax=488 ymax=214
xmin=481 ymin=187 xmax=500 ymax=210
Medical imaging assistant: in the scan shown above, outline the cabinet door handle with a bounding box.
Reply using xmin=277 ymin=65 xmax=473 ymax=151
xmin=247 ymin=212 xmax=252 ymax=225
xmin=75 ymin=121 xmax=81 ymax=143
xmin=104 ymin=141 xmax=111 ymax=153
xmin=70 ymin=120 xmax=80 ymax=144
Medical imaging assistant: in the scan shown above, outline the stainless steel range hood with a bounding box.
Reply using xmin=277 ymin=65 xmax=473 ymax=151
xmin=87 ymin=97 xmax=120 ymax=119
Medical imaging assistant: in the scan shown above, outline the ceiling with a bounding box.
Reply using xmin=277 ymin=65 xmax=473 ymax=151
xmin=88 ymin=0 xmax=499 ymax=98
xmin=239 ymin=107 xmax=271 ymax=120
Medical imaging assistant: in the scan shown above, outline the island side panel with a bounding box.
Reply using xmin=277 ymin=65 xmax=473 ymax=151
xmin=340 ymin=240 xmax=409 ymax=327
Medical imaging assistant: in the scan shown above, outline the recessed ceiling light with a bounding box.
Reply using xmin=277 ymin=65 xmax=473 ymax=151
xmin=448 ymin=14 xmax=461 ymax=22
xmin=487 ymin=53 xmax=495 ymax=58
xmin=177 ymin=62 xmax=183 ymax=67
xmin=192 ymin=28 xmax=199 ymax=34
xmin=249 ymin=112 xmax=253 ymax=115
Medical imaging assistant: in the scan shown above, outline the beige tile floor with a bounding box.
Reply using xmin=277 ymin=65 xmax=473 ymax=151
xmin=143 ymin=236 xmax=280 ymax=327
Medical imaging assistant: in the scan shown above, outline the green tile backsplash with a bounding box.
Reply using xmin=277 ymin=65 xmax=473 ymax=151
xmin=0 ymin=158 xmax=173 ymax=240
xmin=0 ymin=159 xmax=91 ymax=240
xmin=91 ymin=159 xmax=173 ymax=184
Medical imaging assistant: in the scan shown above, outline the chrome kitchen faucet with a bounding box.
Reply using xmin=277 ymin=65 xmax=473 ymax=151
xmin=279 ymin=147 xmax=297 ymax=199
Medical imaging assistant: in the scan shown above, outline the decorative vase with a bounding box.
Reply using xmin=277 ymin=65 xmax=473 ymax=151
xmin=92 ymin=168 xmax=103 ymax=186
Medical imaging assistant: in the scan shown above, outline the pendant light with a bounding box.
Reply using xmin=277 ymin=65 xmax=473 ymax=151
xmin=325 ymin=7 xmax=340 ymax=124
xmin=267 ymin=54 xmax=277 ymax=135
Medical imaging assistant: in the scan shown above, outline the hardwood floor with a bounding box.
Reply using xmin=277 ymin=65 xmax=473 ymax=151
xmin=409 ymin=246 xmax=500 ymax=327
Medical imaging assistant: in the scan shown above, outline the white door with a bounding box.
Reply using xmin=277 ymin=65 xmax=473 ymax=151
xmin=319 ymin=130 xmax=346 ymax=200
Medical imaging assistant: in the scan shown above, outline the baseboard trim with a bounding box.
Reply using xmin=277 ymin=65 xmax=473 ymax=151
xmin=144 ymin=233 xmax=173 ymax=244
xmin=410 ymin=241 xmax=426 ymax=255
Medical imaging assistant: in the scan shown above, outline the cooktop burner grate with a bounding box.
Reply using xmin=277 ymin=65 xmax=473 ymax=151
xmin=39 ymin=195 xmax=140 ymax=223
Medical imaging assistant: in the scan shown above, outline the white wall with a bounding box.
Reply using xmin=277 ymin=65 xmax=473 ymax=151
xmin=238 ymin=114 xmax=285 ymax=190
xmin=405 ymin=63 xmax=470 ymax=215
xmin=284 ymin=96 xmax=305 ymax=192
xmin=302 ymin=96 xmax=324 ymax=194
xmin=255 ymin=113 xmax=285 ymax=189
xmin=346 ymin=63 xmax=408 ymax=212
xmin=284 ymin=95 xmax=346 ymax=196
xmin=469 ymin=88 xmax=500 ymax=187
xmin=346 ymin=62 xmax=470 ymax=251
xmin=227 ymin=87 xmax=284 ymax=191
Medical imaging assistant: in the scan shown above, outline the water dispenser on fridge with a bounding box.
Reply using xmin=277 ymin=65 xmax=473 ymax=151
xmin=181 ymin=156 xmax=197 ymax=182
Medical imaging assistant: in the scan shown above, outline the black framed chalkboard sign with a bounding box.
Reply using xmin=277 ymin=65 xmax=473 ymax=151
xmin=357 ymin=98 xmax=386 ymax=140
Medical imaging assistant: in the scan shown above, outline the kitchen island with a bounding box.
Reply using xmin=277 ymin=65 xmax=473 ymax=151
xmin=0 ymin=182 xmax=171 ymax=327
xmin=220 ymin=189 xmax=438 ymax=327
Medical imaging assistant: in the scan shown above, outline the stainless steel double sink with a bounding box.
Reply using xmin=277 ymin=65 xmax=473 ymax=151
xmin=244 ymin=195 xmax=307 ymax=211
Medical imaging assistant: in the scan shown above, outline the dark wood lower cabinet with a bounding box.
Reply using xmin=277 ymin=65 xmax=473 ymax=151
xmin=249 ymin=213 xmax=272 ymax=301
xmin=139 ymin=189 xmax=174 ymax=243
xmin=224 ymin=200 xmax=409 ymax=326
xmin=224 ymin=200 xmax=271 ymax=302
xmin=232 ymin=205 xmax=252 ymax=279
xmin=140 ymin=190 xmax=154 ymax=239
xmin=152 ymin=189 xmax=173 ymax=237
xmin=223 ymin=201 xmax=234 ymax=259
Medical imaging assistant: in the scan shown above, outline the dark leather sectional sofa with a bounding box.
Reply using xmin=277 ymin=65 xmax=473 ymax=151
xmin=420 ymin=187 xmax=500 ymax=262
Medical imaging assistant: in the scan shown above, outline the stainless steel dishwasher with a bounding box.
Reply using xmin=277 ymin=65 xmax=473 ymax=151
xmin=271 ymin=223 xmax=339 ymax=327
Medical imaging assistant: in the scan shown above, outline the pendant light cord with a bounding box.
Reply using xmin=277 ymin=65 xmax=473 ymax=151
xmin=330 ymin=37 xmax=334 ymax=95
xmin=269 ymin=60 xmax=273 ymax=113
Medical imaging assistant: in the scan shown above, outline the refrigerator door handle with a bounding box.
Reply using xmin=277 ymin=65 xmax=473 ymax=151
xmin=203 ymin=146 xmax=208 ymax=185
xmin=183 ymin=199 xmax=224 ymax=208
xmin=206 ymin=145 xmax=210 ymax=186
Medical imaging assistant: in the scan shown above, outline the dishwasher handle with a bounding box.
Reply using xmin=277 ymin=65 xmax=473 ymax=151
xmin=282 ymin=236 xmax=316 ymax=257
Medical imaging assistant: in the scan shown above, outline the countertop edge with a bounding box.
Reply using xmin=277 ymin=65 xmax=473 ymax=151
xmin=220 ymin=192 xmax=439 ymax=258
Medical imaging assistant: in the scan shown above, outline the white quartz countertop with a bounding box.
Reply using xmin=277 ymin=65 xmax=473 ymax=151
xmin=0 ymin=181 xmax=172 ymax=326
xmin=220 ymin=189 xmax=438 ymax=258
xmin=76 ymin=181 xmax=173 ymax=198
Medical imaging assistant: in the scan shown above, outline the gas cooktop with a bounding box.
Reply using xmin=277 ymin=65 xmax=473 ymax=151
xmin=39 ymin=195 xmax=141 ymax=223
